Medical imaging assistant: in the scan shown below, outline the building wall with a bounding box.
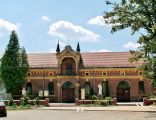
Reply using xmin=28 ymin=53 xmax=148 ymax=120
xmin=26 ymin=67 xmax=150 ymax=102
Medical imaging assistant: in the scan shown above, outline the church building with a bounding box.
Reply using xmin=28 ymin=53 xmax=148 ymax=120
xmin=25 ymin=42 xmax=150 ymax=102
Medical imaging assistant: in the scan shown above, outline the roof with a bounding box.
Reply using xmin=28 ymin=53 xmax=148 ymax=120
xmin=27 ymin=52 xmax=143 ymax=68
xmin=28 ymin=53 xmax=57 ymax=68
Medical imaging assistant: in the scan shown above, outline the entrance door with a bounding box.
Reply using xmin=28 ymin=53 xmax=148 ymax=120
xmin=62 ymin=88 xmax=74 ymax=103
xmin=62 ymin=81 xmax=74 ymax=103
xmin=117 ymin=81 xmax=130 ymax=102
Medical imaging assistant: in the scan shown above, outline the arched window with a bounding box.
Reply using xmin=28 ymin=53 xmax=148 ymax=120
xmin=102 ymin=80 xmax=109 ymax=97
xmin=48 ymin=82 xmax=54 ymax=95
xmin=84 ymin=81 xmax=91 ymax=99
xmin=138 ymin=81 xmax=145 ymax=94
xmin=66 ymin=63 xmax=73 ymax=75
xmin=26 ymin=82 xmax=32 ymax=95
xmin=61 ymin=57 xmax=76 ymax=75
xmin=118 ymin=81 xmax=130 ymax=89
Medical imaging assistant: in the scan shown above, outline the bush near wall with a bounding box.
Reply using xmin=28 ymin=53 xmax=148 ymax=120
xmin=4 ymin=98 xmax=49 ymax=107
xmin=75 ymin=98 xmax=117 ymax=106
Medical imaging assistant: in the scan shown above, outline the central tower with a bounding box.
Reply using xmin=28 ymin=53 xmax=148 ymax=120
xmin=56 ymin=42 xmax=81 ymax=76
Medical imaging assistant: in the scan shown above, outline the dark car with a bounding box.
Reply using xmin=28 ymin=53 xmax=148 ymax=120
xmin=0 ymin=101 xmax=7 ymax=117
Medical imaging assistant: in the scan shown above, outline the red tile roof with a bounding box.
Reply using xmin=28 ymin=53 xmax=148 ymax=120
xmin=27 ymin=52 xmax=143 ymax=68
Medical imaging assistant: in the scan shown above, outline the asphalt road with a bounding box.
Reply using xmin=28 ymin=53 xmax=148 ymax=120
xmin=0 ymin=110 xmax=156 ymax=120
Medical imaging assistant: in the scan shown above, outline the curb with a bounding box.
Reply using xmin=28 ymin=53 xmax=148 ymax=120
xmin=37 ymin=106 xmax=156 ymax=112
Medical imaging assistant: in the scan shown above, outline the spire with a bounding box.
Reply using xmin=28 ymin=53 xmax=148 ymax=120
xmin=76 ymin=42 xmax=80 ymax=52
xmin=56 ymin=40 xmax=60 ymax=52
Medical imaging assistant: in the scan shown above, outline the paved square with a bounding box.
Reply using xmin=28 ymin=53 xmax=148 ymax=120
xmin=1 ymin=110 xmax=156 ymax=120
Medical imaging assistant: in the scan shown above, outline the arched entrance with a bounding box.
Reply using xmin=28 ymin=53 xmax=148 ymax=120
xmin=62 ymin=81 xmax=74 ymax=103
xmin=117 ymin=81 xmax=130 ymax=102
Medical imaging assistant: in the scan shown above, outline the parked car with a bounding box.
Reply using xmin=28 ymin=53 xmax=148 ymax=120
xmin=0 ymin=101 xmax=7 ymax=117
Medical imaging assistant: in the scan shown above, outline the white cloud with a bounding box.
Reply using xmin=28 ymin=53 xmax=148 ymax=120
xmin=0 ymin=19 xmax=19 ymax=31
xmin=123 ymin=42 xmax=140 ymax=49
xmin=90 ymin=49 xmax=112 ymax=52
xmin=42 ymin=16 xmax=50 ymax=22
xmin=48 ymin=21 xmax=100 ymax=42
xmin=88 ymin=16 xmax=120 ymax=27
xmin=88 ymin=16 xmax=105 ymax=26
xmin=0 ymin=19 xmax=20 ymax=37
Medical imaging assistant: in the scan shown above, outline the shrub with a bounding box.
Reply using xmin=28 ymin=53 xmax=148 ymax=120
xmin=21 ymin=94 xmax=29 ymax=106
xmin=8 ymin=97 xmax=17 ymax=108
xmin=105 ymin=96 xmax=112 ymax=101
xmin=105 ymin=97 xmax=112 ymax=105
xmin=100 ymin=100 xmax=109 ymax=106
xmin=12 ymin=103 xmax=17 ymax=108
xmin=150 ymin=95 xmax=156 ymax=99
xmin=89 ymin=95 xmax=98 ymax=100
xmin=95 ymin=100 xmax=109 ymax=106
xmin=35 ymin=96 xmax=40 ymax=106
xmin=8 ymin=97 xmax=14 ymax=106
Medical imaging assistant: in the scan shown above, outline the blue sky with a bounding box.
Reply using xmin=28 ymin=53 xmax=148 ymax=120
xmin=0 ymin=0 xmax=140 ymax=54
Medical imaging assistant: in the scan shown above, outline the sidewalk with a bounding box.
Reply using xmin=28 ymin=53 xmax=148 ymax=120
xmin=37 ymin=104 xmax=156 ymax=112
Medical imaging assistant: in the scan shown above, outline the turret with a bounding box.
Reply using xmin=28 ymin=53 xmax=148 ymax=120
xmin=56 ymin=40 xmax=60 ymax=53
xmin=76 ymin=42 xmax=80 ymax=52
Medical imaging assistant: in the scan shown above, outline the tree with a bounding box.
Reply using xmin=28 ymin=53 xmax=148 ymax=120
xmin=103 ymin=0 xmax=156 ymax=93
xmin=0 ymin=62 xmax=2 ymax=81
xmin=1 ymin=31 xmax=29 ymax=95
xmin=20 ymin=47 xmax=29 ymax=84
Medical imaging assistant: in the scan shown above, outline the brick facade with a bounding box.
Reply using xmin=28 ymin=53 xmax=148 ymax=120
xmin=25 ymin=44 xmax=150 ymax=102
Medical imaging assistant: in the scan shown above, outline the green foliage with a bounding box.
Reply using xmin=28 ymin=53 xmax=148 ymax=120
xmin=150 ymin=95 xmax=156 ymax=99
xmin=105 ymin=97 xmax=112 ymax=105
xmin=21 ymin=94 xmax=29 ymax=106
xmin=8 ymin=97 xmax=14 ymax=106
xmin=89 ymin=95 xmax=112 ymax=106
xmin=8 ymin=97 xmax=16 ymax=108
xmin=104 ymin=0 xmax=156 ymax=83
xmin=1 ymin=31 xmax=29 ymax=95
xmin=0 ymin=63 xmax=2 ymax=81
xmin=35 ymin=96 xmax=40 ymax=106
xmin=105 ymin=96 xmax=112 ymax=101
xmin=95 ymin=100 xmax=109 ymax=106
xmin=100 ymin=100 xmax=109 ymax=106
xmin=89 ymin=95 xmax=98 ymax=100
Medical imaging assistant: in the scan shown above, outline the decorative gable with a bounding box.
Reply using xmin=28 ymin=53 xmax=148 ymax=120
xmin=56 ymin=45 xmax=81 ymax=75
